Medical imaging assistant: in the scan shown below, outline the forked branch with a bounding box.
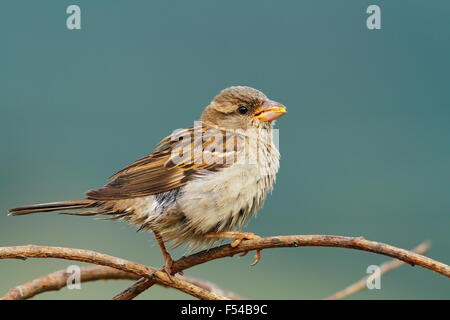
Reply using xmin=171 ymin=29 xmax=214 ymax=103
xmin=0 ymin=235 xmax=448 ymax=300
xmin=1 ymin=265 xmax=241 ymax=300
xmin=0 ymin=245 xmax=225 ymax=300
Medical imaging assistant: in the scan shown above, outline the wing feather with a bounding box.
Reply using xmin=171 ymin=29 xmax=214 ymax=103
xmin=86 ymin=125 xmax=243 ymax=200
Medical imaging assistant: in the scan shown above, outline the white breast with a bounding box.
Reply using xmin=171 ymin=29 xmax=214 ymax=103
xmin=179 ymin=141 xmax=280 ymax=234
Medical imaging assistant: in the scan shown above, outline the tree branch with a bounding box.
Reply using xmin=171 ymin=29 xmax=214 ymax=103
xmin=0 ymin=245 xmax=225 ymax=300
xmin=1 ymin=235 xmax=449 ymax=300
xmin=113 ymin=235 xmax=450 ymax=300
xmin=1 ymin=266 xmax=137 ymax=300
xmin=324 ymin=241 xmax=431 ymax=300
xmin=1 ymin=265 xmax=241 ymax=300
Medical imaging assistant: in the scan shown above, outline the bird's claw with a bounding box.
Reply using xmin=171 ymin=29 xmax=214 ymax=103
xmin=203 ymin=231 xmax=263 ymax=266
xmin=249 ymin=250 xmax=262 ymax=266
xmin=228 ymin=232 xmax=262 ymax=266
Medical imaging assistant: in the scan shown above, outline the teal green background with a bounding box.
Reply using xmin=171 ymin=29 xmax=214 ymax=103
xmin=0 ymin=1 xmax=449 ymax=299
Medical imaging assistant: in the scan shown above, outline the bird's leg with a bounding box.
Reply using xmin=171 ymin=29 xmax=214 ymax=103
xmin=203 ymin=231 xmax=262 ymax=266
xmin=153 ymin=230 xmax=175 ymax=275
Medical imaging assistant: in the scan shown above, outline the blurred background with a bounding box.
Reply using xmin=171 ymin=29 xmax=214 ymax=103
xmin=0 ymin=0 xmax=449 ymax=299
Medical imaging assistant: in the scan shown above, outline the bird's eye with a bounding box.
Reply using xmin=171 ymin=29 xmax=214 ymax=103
xmin=237 ymin=106 xmax=248 ymax=115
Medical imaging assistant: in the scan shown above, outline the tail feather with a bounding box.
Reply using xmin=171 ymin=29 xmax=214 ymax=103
xmin=8 ymin=199 xmax=96 ymax=216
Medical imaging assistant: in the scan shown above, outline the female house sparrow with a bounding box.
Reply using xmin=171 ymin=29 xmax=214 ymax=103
xmin=9 ymin=86 xmax=287 ymax=272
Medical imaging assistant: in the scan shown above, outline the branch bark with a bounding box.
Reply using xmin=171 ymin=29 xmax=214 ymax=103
xmin=1 ymin=235 xmax=449 ymax=300
xmin=1 ymin=266 xmax=137 ymax=300
xmin=0 ymin=245 xmax=225 ymax=300
xmin=1 ymin=265 xmax=241 ymax=300
xmin=113 ymin=235 xmax=450 ymax=300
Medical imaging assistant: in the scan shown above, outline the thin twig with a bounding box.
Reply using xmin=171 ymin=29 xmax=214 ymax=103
xmin=1 ymin=265 xmax=241 ymax=300
xmin=0 ymin=245 xmax=225 ymax=300
xmin=114 ymin=235 xmax=450 ymax=300
xmin=324 ymin=241 xmax=431 ymax=300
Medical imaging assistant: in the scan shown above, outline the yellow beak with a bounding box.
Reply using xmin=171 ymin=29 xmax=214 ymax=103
xmin=254 ymin=100 xmax=287 ymax=122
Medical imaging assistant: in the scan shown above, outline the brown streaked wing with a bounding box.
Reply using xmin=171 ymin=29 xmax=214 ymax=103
xmin=86 ymin=125 xmax=242 ymax=200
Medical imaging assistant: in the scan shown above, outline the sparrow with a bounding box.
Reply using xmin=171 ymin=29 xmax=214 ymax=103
xmin=9 ymin=86 xmax=287 ymax=273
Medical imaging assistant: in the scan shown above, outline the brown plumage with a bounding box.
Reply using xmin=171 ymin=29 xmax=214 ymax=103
xmin=9 ymin=86 xmax=287 ymax=270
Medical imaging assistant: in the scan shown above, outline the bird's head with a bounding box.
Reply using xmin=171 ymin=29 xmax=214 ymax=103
xmin=201 ymin=86 xmax=287 ymax=130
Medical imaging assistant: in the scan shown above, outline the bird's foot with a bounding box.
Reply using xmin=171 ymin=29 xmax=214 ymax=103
xmin=204 ymin=231 xmax=262 ymax=266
